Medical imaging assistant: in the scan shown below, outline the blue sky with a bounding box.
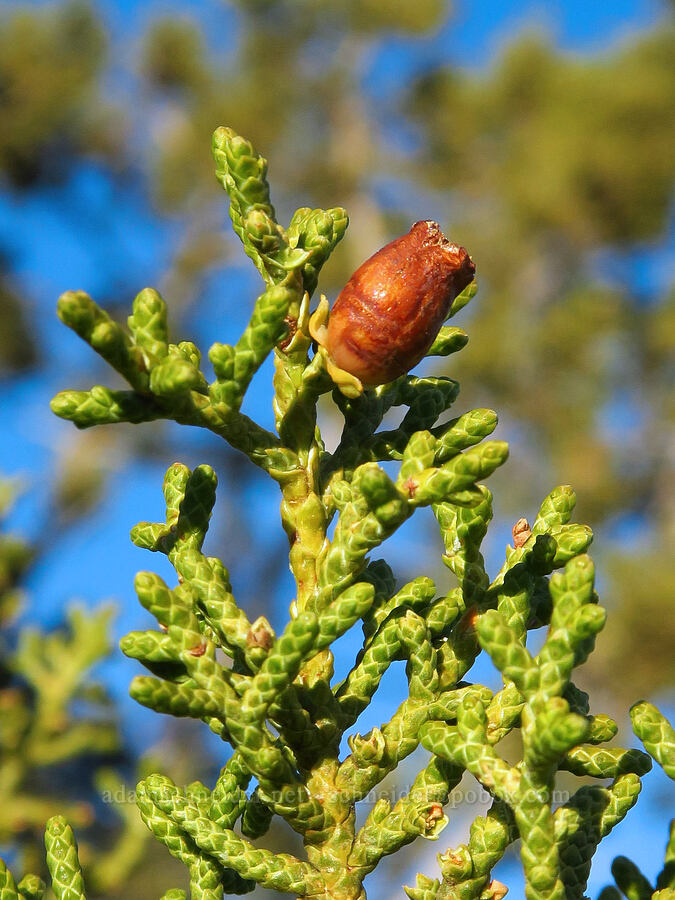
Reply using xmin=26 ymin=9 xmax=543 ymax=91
xmin=2 ymin=0 xmax=673 ymax=894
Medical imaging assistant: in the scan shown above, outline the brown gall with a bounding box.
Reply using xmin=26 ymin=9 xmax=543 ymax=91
xmin=323 ymin=220 xmax=474 ymax=386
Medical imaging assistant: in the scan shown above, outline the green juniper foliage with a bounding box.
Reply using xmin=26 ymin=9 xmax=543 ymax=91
xmin=0 ymin=480 xmax=151 ymax=892
xmin=595 ymin=703 xmax=675 ymax=900
xmin=0 ymin=126 xmax=669 ymax=898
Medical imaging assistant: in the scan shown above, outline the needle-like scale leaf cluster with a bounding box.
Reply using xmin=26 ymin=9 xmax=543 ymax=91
xmin=0 ymin=128 xmax=668 ymax=900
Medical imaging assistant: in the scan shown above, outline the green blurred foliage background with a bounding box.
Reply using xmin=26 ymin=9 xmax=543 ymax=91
xmin=0 ymin=0 xmax=673 ymax=895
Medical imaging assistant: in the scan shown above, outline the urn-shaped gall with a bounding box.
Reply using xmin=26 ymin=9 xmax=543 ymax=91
xmin=313 ymin=221 xmax=474 ymax=390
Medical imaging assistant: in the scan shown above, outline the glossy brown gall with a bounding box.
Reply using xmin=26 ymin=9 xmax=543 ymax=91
xmin=324 ymin=220 xmax=475 ymax=386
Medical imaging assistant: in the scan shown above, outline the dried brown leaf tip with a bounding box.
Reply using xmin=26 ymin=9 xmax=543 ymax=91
xmin=247 ymin=616 xmax=275 ymax=651
xmin=424 ymin=803 xmax=444 ymax=829
xmin=512 ymin=517 xmax=531 ymax=548
xmin=310 ymin=220 xmax=474 ymax=395
xmin=487 ymin=880 xmax=509 ymax=900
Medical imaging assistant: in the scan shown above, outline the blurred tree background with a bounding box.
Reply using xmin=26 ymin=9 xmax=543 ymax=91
xmin=0 ymin=0 xmax=673 ymax=896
